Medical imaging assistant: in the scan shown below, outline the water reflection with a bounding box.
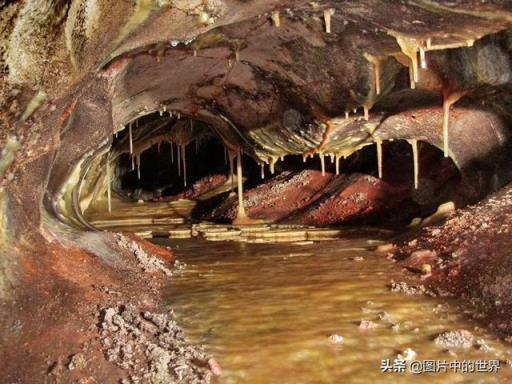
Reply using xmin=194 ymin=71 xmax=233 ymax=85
xmin=156 ymin=238 xmax=512 ymax=384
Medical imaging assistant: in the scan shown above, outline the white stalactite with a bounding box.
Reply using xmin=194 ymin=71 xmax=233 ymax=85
xmin=260 ymin=162 xmax=265 ymax=179
xmin=236 ymin=153 xmax=246 ymax=218
xmin=324 ymin=8 xmax=335 ymax=34
xmin=419 ymin=47 xmax=427 ymax=69
xmin=345 ymin=111 xmax=349 ymax=119
xmin=335 ymin=154 xmax=341 ymax=175
xmin=320 ymin=153 xmax=325 ymax=176
xmin=271 ymin=11 xmax=280 ymax=27
xmin=129 ymin=123 xmax=133 ymax=154
xmin=376 ymin=138 xmax=383 ymax=179
xmin=409 ymin=138 xmax=419 ymax=189
xmin=270 ymin=158 xmax=276 ymax=174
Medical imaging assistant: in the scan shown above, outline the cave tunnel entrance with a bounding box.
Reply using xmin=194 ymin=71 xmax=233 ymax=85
xmin=83 ymin=109 xmax=471 ymax=231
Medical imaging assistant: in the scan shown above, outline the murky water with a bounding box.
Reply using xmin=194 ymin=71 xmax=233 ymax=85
xmin=155 ymin=238 xmax=512 ymax=384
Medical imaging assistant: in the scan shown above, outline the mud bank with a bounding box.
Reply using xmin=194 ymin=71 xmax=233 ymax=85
xmin=0 ymin=231 xmax=215 ymax=384
xmin=203 ymin=166 xmax=462 ymax=227
xmin=392 ymin=182 xmax=512 ymax=339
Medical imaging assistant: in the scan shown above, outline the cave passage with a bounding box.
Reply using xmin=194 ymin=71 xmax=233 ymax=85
xmin=85 ymin=114 xmax=468 ymax=231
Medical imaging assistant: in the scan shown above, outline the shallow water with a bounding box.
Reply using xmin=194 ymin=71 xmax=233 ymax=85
xmin=155 ymin=238 xmax=512 ymax=384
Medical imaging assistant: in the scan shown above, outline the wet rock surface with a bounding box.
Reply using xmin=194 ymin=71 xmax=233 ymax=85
xmin=393 ymin=182 xmax=512 ymax=337
xmin=99 ymin=305 xmax=213 ymax=384
xmin=434 ymin=329 xmax=475 ymax=350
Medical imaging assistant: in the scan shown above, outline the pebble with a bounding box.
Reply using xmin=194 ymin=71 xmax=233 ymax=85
xmin=360 ymin=320 xmax=378 ymax=330
xmin=397 ymin=348 xmax=416 ymax=361
xmin=434 ymin=330 xmax=474 ymax=349
xmin=328 ymin=334 xmax=344 ymax=344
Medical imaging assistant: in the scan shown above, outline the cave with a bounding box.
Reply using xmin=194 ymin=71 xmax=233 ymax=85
xmin=2 ymin=1 xmax=512 ymax=383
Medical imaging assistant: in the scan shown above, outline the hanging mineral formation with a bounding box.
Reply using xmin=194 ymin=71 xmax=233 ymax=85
xmin=269 ymin=157 xmax=276 ymax=174
xmin=129 ymin=123 xmax=133 ymax=154
xmin=376 ymin=138 xmax=383 ymax=179
xmin=260 ymin=162 xmax=265 ymax=179
xmin=324 ymin=8 xmax=335 ymax=34
xmin=393 ymin=34 xmax=420 ymax=88
xmin=335 ymin=154 xmax=341 ymax=175
xmin=419 ymin=47 xmax=427 ymax=69
xmin=137 ymin=154 xmax=141 ymax=180
xmin=236 ymin=153 xmax=246 ymax=218
xmin=320 ymin=153 xmax=325 ymax=176
xmin=271 ymin=11 xmax=280 ymax=27
xmin=409 ymin=138 xmax=419 ymax=189
xmin=364 ymin=53 xmax=382 ymax=95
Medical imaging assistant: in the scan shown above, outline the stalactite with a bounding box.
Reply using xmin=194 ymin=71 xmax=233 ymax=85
xmin=364 ymin=53 xmax=382 ymax=95
xmin=182 ymin=145 xmax=187 ymax=187
xmin=137 ymin=154 xmax=141 ymax=180
xmin=271 ymin=11 xmax=280 ymax=27
xmin=106 ymin=157 xmax=112 ymax=213
xmin=302 ymin=154 xmax=307 ymax=163
xmin=324 ymin=8 xmax=335 ymax=34
xmin=320 ymin=153 xmax=325 ymax=176
xmin=270 ymin=157 xmax=276 ymax=174
xmin=335 ymin=154 xmax=341 ymax=175
xmin=419 ymin=47 xmax=427 ymax=69
xmin=280 ymin=155 xmax=284 ymax=162
xmin=177 ymin=112 xmax=181 ymax=120
xmin=376 ymin=138 xmax=383 ymax=179
xmin=345 ymin=111 xmax=349 ymax=119
xmin=236 ymin=153 xmax=246 ymax=218
xmin=260 ymin=162 xmax=265 ymax=179
xmin=171 ymin=141 xmax=174 ymax=163
xmin=409 ymin=139 xmax=419 ymax=189
xmin=235 ymin=49 xmax=240 ymax=62
xmin=131 ymin=155 xmax=135 ymax=171
xmin=129 ymin=123 xmax=133 ymax=154
xmin=363 ymin=105 xmax=370 ymax=121
xmin=353 ymin=108 xmax=357 ymax=114
xmin=393 ymin=34 xmax=420 ymax=88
